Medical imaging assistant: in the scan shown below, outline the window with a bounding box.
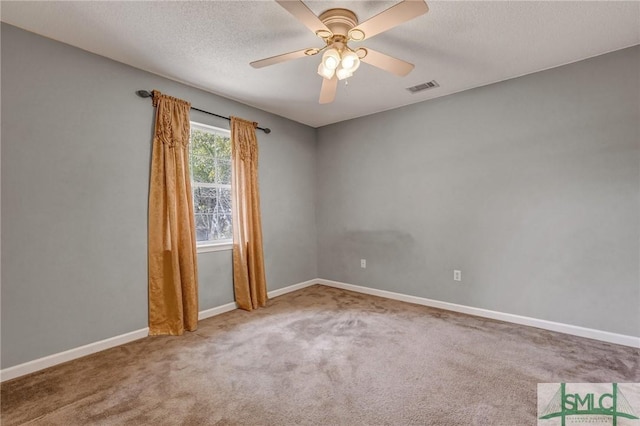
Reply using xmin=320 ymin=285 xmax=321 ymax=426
xmin=189 ymin=122 xmax=232 ymax=248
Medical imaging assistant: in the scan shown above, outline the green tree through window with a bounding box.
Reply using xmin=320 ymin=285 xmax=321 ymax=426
xmin=189 ymin=123 xmax=232 ymax=244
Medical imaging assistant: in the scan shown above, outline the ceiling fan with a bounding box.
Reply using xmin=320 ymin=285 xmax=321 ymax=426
xmin=251 ymin=0 xmax=429 ymax=104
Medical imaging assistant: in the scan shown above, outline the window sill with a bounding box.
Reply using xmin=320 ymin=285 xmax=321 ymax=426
xmin=197 ymin=242 xmax=233 ymax=253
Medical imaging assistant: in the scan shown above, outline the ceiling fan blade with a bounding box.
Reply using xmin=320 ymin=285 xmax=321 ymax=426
xmin=319 ymin=76 xmax=338 ymax=104
xmin=351 ymin=0 xmax=428 ymax=41
xmin=360 ymin=48 xmax=415 ymax=76
xmin=250 ymin=48 xmax=314 ymax=68
xmin=276 ymin=0 xmax=332 ymax=36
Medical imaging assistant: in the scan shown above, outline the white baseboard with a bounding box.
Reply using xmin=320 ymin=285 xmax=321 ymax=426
xmin=0 ymin=279 xmax=318 ymax=383
xmin=316 ymin=278 xmax=640 ymax=348
xmin=198 ymin=302 xmax=238 ymax=320
xmin=268 ymin=279 xmax=317 ymax=299
xmin=0 ymin=328 xmax=149 ymax=383
xmin=198 ymin=279 xmax=317 ymax=321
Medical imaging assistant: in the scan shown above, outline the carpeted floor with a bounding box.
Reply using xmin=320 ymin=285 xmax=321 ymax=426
xmin=1 ymin=284 xmax=638 ymax=425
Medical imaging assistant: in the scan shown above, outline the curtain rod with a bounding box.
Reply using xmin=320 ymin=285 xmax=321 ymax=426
xmin=136 ymin=90 xmax=271 ymax=134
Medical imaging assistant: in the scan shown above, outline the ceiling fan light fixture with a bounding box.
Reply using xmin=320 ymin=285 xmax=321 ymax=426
xmin=322 ymin=48 xmax=340 ymax=70
xmin=336 ymin=65 xmax=353 ymax=81
xmin=341 ymin=50 xmax=360 ymax=72
xmin=317 ymin=62 xmax=335 ymax=79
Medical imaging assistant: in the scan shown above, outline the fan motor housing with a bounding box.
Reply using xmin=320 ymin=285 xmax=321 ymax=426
xmin=319 ymin=8 xmax=358 ymax=36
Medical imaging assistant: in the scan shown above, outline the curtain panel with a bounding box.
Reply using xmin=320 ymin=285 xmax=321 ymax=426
xmin=148 ymin=90 xmax=199 ymax=335
xmin=231 ymin=117 xmax=267 ymax=311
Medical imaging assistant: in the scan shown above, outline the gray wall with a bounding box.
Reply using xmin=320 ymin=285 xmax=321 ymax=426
xmin=2 ymin=23 xmax=638 ymax=370
xmin=317 ymin=46 xmax=640 ymax=337
xmin=1 ymin=24 xmax=317 ymax=368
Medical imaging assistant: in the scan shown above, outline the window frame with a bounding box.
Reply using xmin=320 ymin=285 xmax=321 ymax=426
xmin=189 ymin=121 xmax=233 ymax=252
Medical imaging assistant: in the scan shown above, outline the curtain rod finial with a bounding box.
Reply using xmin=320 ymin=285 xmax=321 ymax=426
xmin=136 ymin=90 xmax=153 ymax=98
xmin=263 ymin=128 xmax=271 ymax=134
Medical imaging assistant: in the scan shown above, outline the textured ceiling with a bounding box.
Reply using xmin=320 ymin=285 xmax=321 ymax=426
xmin=2 ymin=1 xmax=639 ymax=127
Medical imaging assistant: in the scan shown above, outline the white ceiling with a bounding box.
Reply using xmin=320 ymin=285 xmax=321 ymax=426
xmin=2 ymin=1 xmax=639 ymax=128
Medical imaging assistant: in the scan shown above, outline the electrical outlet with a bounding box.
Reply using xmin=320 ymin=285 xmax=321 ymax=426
xmin=453 ymin=270 xmax=462 ymax=281
xmin=361 ymin=259 xmax=367 ymax=269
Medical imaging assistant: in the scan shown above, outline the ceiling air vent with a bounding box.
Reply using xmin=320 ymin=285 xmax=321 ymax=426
xmin=406 ymin=80 xmax=439 ymax=94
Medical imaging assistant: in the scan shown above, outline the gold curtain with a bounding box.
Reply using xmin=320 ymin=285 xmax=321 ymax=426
xmin=231 ymin=117 xmax=267 ymax=311
xmin=148 ymin=90 xmax=199 ymax=335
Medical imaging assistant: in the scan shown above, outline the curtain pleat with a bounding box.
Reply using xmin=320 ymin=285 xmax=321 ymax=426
xmin=231 ymin=116 xmax=267 ymax=311
xmin=148 ymin=90 xmax=199 ymax=335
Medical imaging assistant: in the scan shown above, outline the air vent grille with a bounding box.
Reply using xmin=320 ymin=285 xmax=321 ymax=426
xmin=406 ymin=80 xmax=439 ymax=93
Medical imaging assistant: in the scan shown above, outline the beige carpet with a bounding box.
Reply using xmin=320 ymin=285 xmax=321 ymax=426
xmin=1 ymin=285 xmax=638 ymax=425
